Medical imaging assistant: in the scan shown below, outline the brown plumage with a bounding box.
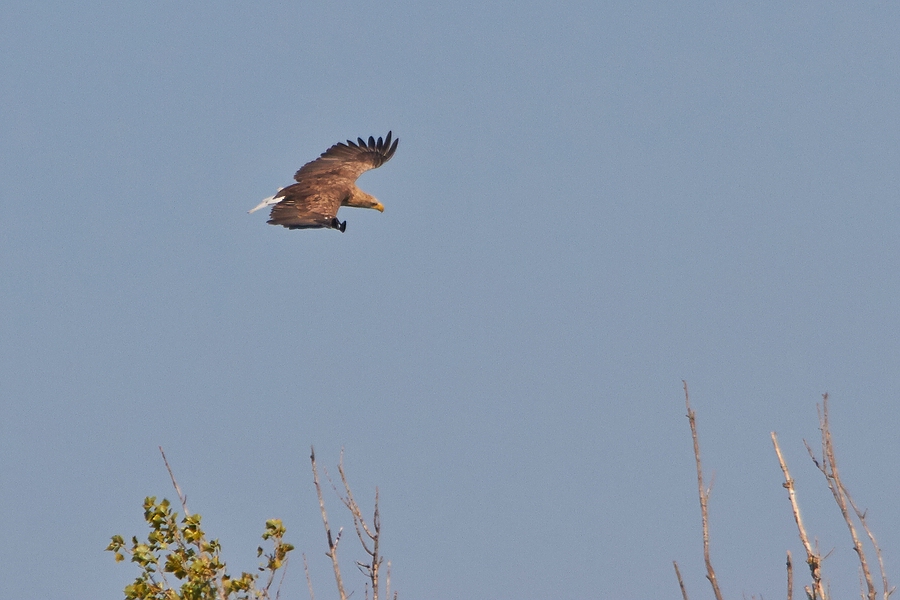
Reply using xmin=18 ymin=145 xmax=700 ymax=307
xmin=249 ymin=131 xmax=399 ymax=232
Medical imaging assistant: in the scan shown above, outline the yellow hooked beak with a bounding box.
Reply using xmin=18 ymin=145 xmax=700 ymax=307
xmin=374 ymin=202 xmax=385 ymax=212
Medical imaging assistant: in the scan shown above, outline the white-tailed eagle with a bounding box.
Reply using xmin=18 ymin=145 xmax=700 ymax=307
xmin=249 ymin=131 xmax=399 ymax=232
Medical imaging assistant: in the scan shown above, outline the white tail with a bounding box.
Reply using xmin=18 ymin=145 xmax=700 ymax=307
xmin=248 ymin=188 xmax=285 ymax=214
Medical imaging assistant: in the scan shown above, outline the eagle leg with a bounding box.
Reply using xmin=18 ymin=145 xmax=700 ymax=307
xmin=330 ymin=218 xmax=347 ymax=233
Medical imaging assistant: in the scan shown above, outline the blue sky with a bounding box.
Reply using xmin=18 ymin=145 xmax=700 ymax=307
xmin=2 ymin=2 xmax=900 ymax=599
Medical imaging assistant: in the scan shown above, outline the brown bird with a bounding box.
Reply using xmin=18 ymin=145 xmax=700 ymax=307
xmin=249 ymin=131 xmax=399 ymax=232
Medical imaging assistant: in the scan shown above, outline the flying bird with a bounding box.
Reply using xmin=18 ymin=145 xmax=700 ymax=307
xmin=249 ymin=131 xmax=399 ymax=232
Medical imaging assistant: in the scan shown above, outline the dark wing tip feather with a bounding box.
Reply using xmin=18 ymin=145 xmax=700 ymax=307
xmin=386 ymin=136 xmax=399 ymax=160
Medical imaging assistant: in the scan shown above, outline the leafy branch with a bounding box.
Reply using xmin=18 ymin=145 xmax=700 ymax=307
xmin=106 ymin=448 xmax=294 ymax=600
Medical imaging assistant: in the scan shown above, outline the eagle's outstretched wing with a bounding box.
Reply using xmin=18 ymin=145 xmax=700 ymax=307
xmin=293 ymin=131 xmax=398 ymax=185
xmin=254 ymin=132 xmax=398 ymax=231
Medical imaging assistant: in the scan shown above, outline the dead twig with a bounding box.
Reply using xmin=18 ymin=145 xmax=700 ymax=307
xmin=843 ymin=489 xmax=895 ymax=600
xmin=386 ymin=561 xmax=393 ymax=600
xmin=159 ymin=446 xmax=190 ymax=516
xmin=274 ymin=554 xmax=289 ymax=600
xmin=303 ymin=553 xmax=315 ymax=600
xmin=787 ymin=551 xmax=793 ymax=600
xmin=683 ymin=381 xmax=724 ymax=600
xmin=771 ymin=432 xmax=826 ymax=600
xmin=673 ymin=560 xmax=690 ymax=600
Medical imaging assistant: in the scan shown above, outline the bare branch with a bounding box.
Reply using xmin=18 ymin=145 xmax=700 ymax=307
xmin=771 ymin=432 xmax=826 ymax=600
xmin=787 ymin=551 xmax=793 ymax=600
xmin=158 ymin=446 xmax=189 ymax=516
xmin=386 ymin=561 xmax=392 ymax=600
xmin=303 ymin=553 xmax=315 ymax=600
xmin=274 ymin=554 xmax=289 ymax=600
xmin=842 ymin=484 xmax=894 ymax=600
xmin=338 ymin=458 xmax=376 ymax=553
xmin=806 ymin=396 xmax=876 ymax=600
xmin=673 ymin=560 xmax=690 ymax=600
xmin=683 ymin=380 xmax=724 ymax=600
